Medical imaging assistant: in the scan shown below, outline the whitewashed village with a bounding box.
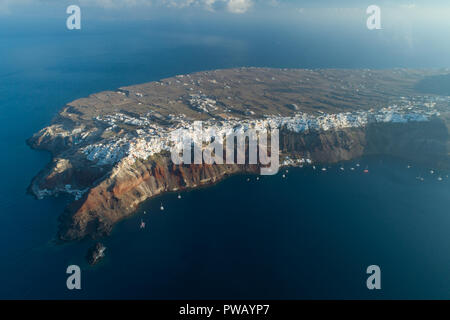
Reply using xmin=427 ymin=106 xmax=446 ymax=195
xmin=82 ymin=95 xmax=442 ymax=168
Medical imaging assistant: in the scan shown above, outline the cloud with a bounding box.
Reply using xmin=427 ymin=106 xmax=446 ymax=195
xmin=167 ymin=0 xmax=253 ymax=13
xmin=0 ymin=0 xmax=32 ymax=14
xmin=226 ymin=0 xmax=252 ymax=14
xmin=78 ymin=0 xmax=153 ymax=8
xmin=0 ymin=0 xmax=254 ymax=14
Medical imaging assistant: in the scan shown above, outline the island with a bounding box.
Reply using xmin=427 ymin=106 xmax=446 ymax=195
xmin=27 ymin=68 xmax=450 ymax=242
xmin=86 ymin=242 xmax=106 ymax=265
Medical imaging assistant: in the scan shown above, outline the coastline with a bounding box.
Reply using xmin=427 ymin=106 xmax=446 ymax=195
xmin=27 ymin=68 xmax=450 ymax=244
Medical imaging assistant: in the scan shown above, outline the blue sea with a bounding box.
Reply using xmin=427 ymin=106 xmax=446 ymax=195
xmin=0 ymin=16 xmax=449 ymax=299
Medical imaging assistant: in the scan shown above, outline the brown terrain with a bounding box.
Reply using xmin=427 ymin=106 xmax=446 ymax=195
xmin=27 ymin=68 xmax=450 ymax=242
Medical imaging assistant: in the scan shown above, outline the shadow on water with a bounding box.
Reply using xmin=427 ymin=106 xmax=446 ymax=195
xmin=414 ymin=74 xmax=450 ymax=96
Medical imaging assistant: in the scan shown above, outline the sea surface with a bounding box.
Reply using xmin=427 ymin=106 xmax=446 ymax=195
xmin=0 ymin=17 xmax=449 ymax=299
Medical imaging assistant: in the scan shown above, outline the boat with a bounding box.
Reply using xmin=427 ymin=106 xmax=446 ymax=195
xmin=140 ymin=219 xmax=146 ymax=229
xmin=160 ymin=203 xmax=164 ymax=211
xmin=438 ymin=176 xmax=443 ymax=181
xmin=364 ymin=169 xmax=369 ymax=173
xmin=177 ymin=194 xmax=181 ymax=199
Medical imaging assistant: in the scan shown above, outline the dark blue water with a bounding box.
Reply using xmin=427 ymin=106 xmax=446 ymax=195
xmin=80 ymin=157 xmax=450 ymax=299
xmin=0 ymin=16 xmax=449 ymax=299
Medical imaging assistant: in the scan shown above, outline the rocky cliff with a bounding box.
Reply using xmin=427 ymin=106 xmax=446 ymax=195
xmin=29 ymin=119 xmax=449 ymax=242
xmin=280 ymin=118 xmax=450 ymax=167
xmin=27 ymin=68 xmax=450 ymax=242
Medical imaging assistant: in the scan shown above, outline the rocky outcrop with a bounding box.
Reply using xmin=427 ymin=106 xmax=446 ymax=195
xmin=86 ymin=242 xmax=106 ymax=265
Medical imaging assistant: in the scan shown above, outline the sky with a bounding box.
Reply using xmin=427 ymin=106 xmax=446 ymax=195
xmin=1 ymin=0 xmax=450 ymax=16
xmin=2 ymin=1 xmax=450 ymax=30
xmin=1 ymin=0 xmax=450 ymax=68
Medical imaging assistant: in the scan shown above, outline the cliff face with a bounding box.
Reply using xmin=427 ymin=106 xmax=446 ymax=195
xmin=57 ymin=157 xmax=258 ymax=241
xmin=280 ymin=118 xmax=450 ymax=167
xmin=28 ymin=118 xmax=449 ymax=242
